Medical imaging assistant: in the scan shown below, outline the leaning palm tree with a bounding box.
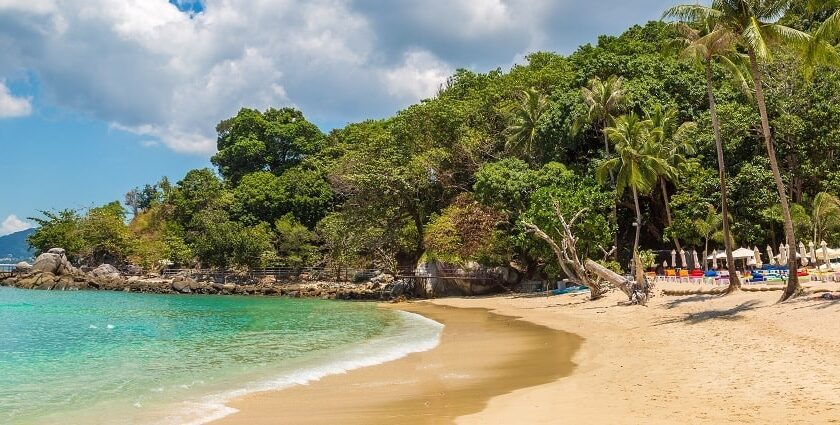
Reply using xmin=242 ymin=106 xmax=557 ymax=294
xmin=664 ymin=0 xmax=840 ymax=300
xmin=665 ymin=18 xmax=748 ymax=292
xmin=580 ymin=75 xmax=629 ymax=179
xmin=647 ymin=104 xmax=696 ymax=255
xmin=506 ymin=88 xmax=549 ymax=164
xmin=597 ymin=113 xmax=675 ymax=275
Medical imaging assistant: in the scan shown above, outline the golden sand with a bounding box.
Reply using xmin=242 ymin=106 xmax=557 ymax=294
xmin=214 ymin=280 xmax=840 ymax=424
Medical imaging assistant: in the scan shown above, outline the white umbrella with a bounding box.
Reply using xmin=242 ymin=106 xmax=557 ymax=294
xmin=808 ymin=240 xmax=816 ymax=264
xmin=662 ymin=260 xmax=669 ymax=269
xmin=671 ymin=250 xmax=676 ymax=268
xmin=692 ymin=250 xmax=699 ymax=269
xmin=767 ymin=245 xmax=775 ymax=265
xmin=711 ymin=249 xmax=718 ymax=269
xmin=731 ymin=247 xmax=757 ymax=259
xmin=779 ymin=243 xmax=787 ymax=265
xmin=680 ymin=249 xmax=687 ymax=268
xmin=753 ymin=246 xmax=763 ymax=267
xmin=799 ymin=242 xmax=808 ymax=266
xmin=822 ymin=240 xmax=829 ymax=266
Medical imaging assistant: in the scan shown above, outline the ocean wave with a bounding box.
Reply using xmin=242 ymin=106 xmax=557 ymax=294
xmin=166 ymin=310 xmax=443 ymax=425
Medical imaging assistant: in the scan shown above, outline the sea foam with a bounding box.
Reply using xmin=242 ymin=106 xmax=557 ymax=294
xmin=168 ymin=311 xmax=443 ymax=425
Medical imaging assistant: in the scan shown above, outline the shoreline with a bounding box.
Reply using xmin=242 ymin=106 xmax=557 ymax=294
xmin=212 ymin=302 xmax=581 ymax=425
xmin=212 ymin=283 xmax=840 ymax=424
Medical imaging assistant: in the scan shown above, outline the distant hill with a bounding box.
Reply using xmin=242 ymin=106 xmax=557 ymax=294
xmin=0 ymin=228 xmax=36 ymax=263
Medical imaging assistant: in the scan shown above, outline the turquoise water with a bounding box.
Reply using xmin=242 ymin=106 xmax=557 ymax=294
xmin=0 ymin=287 xmax=442 ymax=424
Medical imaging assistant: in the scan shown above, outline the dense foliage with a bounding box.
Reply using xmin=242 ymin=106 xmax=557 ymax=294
xmin=27 ymin=5 xmax=840 ymax=280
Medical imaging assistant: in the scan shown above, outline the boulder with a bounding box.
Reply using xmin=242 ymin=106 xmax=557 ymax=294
xmin=31 ymin=253 xmax=63 ymax=275
xmin=171 ymin=277 xmax=193 ymax=294
xmin=47 ymin=248 xmax=66 ymax=256
xmin=14 ymin=261 xmax=32 ymax=273
xmin=91 ymin=264 xmax=120 ymax=279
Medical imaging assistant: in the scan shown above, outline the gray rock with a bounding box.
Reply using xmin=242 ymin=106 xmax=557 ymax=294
xmin=47 ymin=248 xmax=66 ymax=256
xmin=91 ymin=264 xmax=120 ymax=279
xmin=171 ymin=278 xmax=193 ymax=294
xmin=31 ymin=253 xmax=63 ymax=275
xmin=14 ymin=261 xmax=32 ymax=273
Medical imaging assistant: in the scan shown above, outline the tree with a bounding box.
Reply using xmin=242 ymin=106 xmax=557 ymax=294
xmin=273 ymin=214 xmax=319 ymax=268
xmin=505 ymin=88 xmax=549 ymax=163
xmin=665 ymin=16 xmax=749 ymax=291
xmin=812 ymin=192 xmax=840 ymax=244
xmin=647 ymin=103 xmax=696 ymax=254
xmin=598 ymin=113 xmax=675 ymax=274
xmin=79 ymin=201 xmax=131 ymax=265
xmin=170 ymin=168 xmax=226 ymax=229
xmin=664 ymin=0 xmax=840 ymax=300
xmin=579 ymin=75 xmax=629 ymax=176
xmin=212 ymin=108 xmax=324 ymax=184
xmin=27 ymin=209 xmax=85 ymax=260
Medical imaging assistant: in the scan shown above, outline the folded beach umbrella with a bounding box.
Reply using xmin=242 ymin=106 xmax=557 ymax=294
xmin=753 ymin=246 xmax=763 ymax=267
xmin=767 ymin=245 xmax=775 ymax=265
xmin=822 ymin=240 xmax=829 ymax=266
xmin=779 ymin=243 xmax=787 ymax=265
xmin=663 ymin=260 xmax=668 ymax=268
xmin=680 ymin=249 xmax=687 ymax=268
xmin=799 ymin=242 xmax=808 ymax=266
xmin=809 ymin=241 xmax=816 ymax=264
xmin=692 ymin=250 xmax=699 ymax=268
xmin=671 ymin=250 xmax=676 ymax=268
xmin=711 ymin=249 xmax=718 ymax=269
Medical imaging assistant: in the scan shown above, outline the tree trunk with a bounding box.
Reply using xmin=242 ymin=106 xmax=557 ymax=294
xmin=747 ymin=50 xmax=800 ymax=301
xmin=660 ymin=178 xmax=682 ymax=253
xmin=604 ymin=125 xmax=618 ymax=259
xmin=706 ymin=62 xmax=740 ymax=292
xmin=631 ymin=185 xmax=642 ymax=276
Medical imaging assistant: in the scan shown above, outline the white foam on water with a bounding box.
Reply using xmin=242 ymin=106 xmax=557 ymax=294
xmin=106 ymin=324 xmax=115 ymax=329
xmin=88 ymin=324 xmax=97 ymax=329
xmin=164 ymin=310 xmax=443 ymax=425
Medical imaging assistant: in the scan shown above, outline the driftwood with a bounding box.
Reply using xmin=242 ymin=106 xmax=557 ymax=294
xmin=522 ymin=202 xmax=651 ymax=304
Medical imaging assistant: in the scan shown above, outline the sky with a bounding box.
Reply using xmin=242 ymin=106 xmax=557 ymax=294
xmin=0 ymin=0 xmax=677 ymax=235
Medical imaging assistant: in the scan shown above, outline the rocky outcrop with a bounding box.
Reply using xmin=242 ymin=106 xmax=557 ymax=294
xmin=91 ymin=264 xmax=120 ymax=279
xmin=414 ymin=261 xmax=514 ymax=297
xmin=14 ymin=261 xmax=31 ymax=273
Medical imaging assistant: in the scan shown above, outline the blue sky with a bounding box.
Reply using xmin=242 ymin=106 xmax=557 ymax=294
xmin=0 ymin=0 xmax=677 ymax=235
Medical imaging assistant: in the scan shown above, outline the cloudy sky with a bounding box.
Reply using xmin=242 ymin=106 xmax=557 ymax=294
xmin=0 ymin=0 xmax=676 ymax=235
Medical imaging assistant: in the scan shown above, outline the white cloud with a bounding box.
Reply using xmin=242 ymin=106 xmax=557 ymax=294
xmin=0 ymin=81 xmax=31 ymax=118
xmin=0 ymin=0 xmax=677 ymax=154
xmin=0 ymin=214 xmax=32 ymax=236
xmin=384 ymin=50 xmax=451 ymax=101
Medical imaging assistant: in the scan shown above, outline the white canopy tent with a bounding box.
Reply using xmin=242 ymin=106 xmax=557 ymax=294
xmin=706 ymin=247 xmax=756 ymax=260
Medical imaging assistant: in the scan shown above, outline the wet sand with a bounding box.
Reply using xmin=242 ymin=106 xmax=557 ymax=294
xmin=213 ymin=303 xmax=581 ymax=425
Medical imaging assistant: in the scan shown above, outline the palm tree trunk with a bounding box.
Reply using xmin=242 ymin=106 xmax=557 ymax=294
xmin=706 ymin=62 xmax=740 ymax=292
xmin=604 ymin=126 xmax=618 ymax=259
xmin=632 ymin=185 xmax=642 ymax=275
xmin=660 ymin=178 xmax=682 ymax=253
xmin=747 ymin=50 xmax=800 ymax=301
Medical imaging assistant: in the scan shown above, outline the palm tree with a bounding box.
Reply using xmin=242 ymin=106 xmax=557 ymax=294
xmin=647 ymin=104 xmax=696 ymax=254
xmin=597 ymin=113 xmax=675 ymax=274
xmin=580 ymin=75 xmax=628 ymax=255
xmin=665 ymin=18 xmax=748 ymax=292
xmin=695 ymin=204 xmax=725 ymax=268
xmin=580 ymin=75 xmax=629 ymax=180
xmin=506 ymin=88 xmax=549 ymax=164
xmin=664 ymin=0 xmax=840 ymax=300
xmin=812 ymin=192 xmax=840 ymax=244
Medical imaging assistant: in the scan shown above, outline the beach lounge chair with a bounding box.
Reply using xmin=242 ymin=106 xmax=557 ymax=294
xmin=678 ymin=269 xmax=690 ymax=283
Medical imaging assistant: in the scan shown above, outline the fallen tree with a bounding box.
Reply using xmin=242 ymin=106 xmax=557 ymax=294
xmin=523 ymin=203 xmax=652 ymax=304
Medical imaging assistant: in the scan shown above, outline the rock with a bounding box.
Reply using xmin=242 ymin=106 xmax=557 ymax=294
xmin=14 ymin=261 xmax=32 ymax=273
xmin=91 ymin=264 xmax=120 ymax=279
xmin=124 ymin=264 xmax=144 ymax=275
xmin=47 ymin=248 xmax=66 ymax=256
xmin=222 ymin=283 xmax=236 ymax=292
xmin=171 ymin=278 xmax=193 ymax=294
xmin=31 ymin=253 xmax=63 ymax=275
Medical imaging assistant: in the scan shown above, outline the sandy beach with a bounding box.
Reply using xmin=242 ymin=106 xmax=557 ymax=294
xmin=215 ymin=282 xmax=840 ymax=424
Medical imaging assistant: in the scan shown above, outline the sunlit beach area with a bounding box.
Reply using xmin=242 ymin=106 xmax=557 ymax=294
xmin=3 ymin=0 xmax=840 ymax=424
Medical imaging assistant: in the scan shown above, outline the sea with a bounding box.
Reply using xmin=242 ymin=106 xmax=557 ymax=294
xmin=0 ymin=287 xmax=442 ymax=424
